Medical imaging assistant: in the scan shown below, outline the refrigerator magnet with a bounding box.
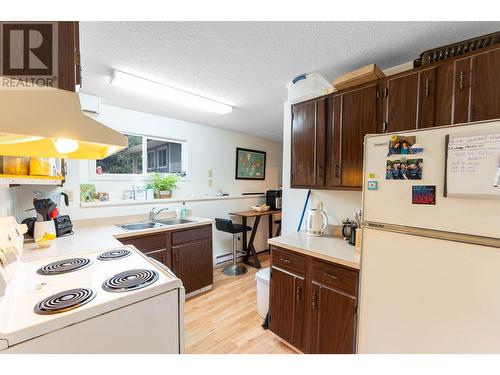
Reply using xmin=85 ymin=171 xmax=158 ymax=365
xmin=367 ymin=180 xmax=378 ymax=191
xmin=412 ymin=185 xmax=436 ymax=205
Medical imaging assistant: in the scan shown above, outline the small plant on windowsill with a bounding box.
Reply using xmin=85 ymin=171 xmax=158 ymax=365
xmin=151 ymin=172 xmax=179 ymax=199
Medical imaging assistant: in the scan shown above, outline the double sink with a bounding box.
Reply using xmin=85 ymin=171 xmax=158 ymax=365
xmin=119 ymin=218 xmax=194 ymax=231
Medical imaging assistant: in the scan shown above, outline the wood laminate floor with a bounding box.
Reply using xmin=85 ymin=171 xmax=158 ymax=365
xmin=184 ymin=253 xmax=295 ymax=354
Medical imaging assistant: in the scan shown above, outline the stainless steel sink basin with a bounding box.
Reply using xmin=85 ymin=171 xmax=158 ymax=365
xmin=119 ymin=222 xmax=164 ymax=231
xmin=119 ymin=219 xmax=194 ymax=231
xmin=154 ymin=218 xmax=194 ymax=226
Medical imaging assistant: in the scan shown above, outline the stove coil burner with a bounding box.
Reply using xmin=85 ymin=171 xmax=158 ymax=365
xmin=102 ymin=269 xmax=159 ymax=293
xmin=34 ymin=288 xmax=96 ymax=315
xmin=37 ymin=258 xmax=92 ymax=275
xmin=97 ymin=248 xmax=132 ymax=261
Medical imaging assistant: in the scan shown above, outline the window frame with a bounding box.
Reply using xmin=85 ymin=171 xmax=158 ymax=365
xmin=147 ymin=149 xmax=156 ymax=170
xmin=89 ymin=132 xmax=190 ymax=181
xmin=156 ymin=146 xmax=168 ymax=168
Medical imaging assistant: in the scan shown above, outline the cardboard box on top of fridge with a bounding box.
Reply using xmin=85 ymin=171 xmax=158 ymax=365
xmin=333 ymin=64 xmax=385 ymax=91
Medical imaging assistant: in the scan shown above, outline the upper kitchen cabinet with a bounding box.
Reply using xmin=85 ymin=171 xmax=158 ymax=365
xmin=452 ymin=46 xmax=500 ymax=124
xmin=290 ymin=98 xmax=326 ymax=188
xmin=444 ymin=47 xmax=500 ymax=125
xmin=325 ymin=84 xmax=378 ymax=189
xmin=57 ymin=21 xmax=81 ymax=92
xmin=381 ymin=70 xmax=420 ymax=132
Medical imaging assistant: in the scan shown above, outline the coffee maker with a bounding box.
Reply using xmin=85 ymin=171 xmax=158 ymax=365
xmin=342 ymin=219 xmax=358 ymax=246
xmin=266 ymin=189 xmax=282 ymax=210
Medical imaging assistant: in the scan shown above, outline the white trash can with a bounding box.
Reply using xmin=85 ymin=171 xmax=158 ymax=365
xmin=255 ymin=267 xmax=270 ymax=319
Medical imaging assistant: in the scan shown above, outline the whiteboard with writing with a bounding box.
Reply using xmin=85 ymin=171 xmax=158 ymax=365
xmin=446 ymin=133 xmax=500 ymax=198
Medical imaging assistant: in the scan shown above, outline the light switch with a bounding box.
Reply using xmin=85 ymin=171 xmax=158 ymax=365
xmin=208 ymin=169 xmax=213 ymax=178
xmin=208 ymin=179 xmax=213 ymax=187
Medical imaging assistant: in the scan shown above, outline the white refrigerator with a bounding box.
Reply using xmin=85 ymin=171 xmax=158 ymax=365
xmin=357 ymin=119 xmax=500 ymax=353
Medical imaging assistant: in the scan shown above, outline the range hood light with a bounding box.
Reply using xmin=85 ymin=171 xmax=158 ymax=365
xmin=110 ymin=70 xmax=233 ymax=115
xmin=53 ymin=138 xmax=79 ymax=154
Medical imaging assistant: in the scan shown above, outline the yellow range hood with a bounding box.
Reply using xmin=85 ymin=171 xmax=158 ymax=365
xmin=0 ymin=77 xmax=128 ymax=159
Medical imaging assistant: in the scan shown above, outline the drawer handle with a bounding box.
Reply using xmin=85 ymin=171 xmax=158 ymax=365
xmin=323 ymin=272 xmax=340 ymax=281
xmin=280 ymin=257 xmax=292 ymax=264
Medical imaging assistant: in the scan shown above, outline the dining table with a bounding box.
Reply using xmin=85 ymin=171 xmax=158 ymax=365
xmin=229 ymin=209 xmax=282 ymax=269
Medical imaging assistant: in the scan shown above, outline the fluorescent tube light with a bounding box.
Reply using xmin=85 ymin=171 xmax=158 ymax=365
xmin=110 ymin=70 xmax=232 ymax=115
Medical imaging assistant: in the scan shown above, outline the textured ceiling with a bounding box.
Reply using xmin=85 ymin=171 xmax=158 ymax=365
xmin=80 ymin=21 xmax=500 ymax=141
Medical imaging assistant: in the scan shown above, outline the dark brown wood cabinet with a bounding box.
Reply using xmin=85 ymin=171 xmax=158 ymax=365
xmin=325 ymin=84 xmax=379 ymax=188
xmin=269 ymin=245 xmax=359 ymax=354
xmin=172 ymin=238 xmax=213 ymax=294
xmin=118 ymin=224 xmax=213 ymax=295
xmin=57 ymin=21 xmax=81 ymax=92
xmin=268 ymin=267 xmax=305 ymax=351
xmin=290 ymin=98 xmax=326 ymax=188
xmin=381 ymin=71 xmax=420 ymax=132
xmin=310 ymin=283 xmax=357 ymax=354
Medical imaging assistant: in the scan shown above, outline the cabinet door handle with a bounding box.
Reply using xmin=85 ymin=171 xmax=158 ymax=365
xmin=334 ymin=165 xmax=340 ymax=178
xmin=318 ymin=165 xmax=323 ymax=178
xmin=323 ymin=272 xmax=340 ymax=281
xmin=174 ymin=252 xmax=179 ymax=263
xmin=280 ymin=257 xmax=292 ymax=264
xmin=296 ymin=285 xmax=302 ymax=302
xmin=425 ymin=77 xmax=430 ymax=97
xmin=312 ymin=291 xmax=318 ymax=309
xmin=459 ymin=71 xmax=465 ymax=91
xmin=382 ymin=122 xmax=388 ymax=133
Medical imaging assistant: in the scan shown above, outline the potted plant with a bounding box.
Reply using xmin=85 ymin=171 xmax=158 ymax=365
xmin=151 ymin=172 xmax=179 ymax=199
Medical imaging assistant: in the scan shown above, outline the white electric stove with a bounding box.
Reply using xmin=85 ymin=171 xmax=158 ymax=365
xmin=0 ymin=217 xmax=185 ymax=354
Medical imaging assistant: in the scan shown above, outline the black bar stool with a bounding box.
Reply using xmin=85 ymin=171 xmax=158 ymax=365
xmin=215 ymin=218 xmax=252 ymax=276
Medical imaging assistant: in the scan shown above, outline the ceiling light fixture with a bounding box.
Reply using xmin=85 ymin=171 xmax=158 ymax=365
xmin=110 ymin=70 xmax=232 ymax=115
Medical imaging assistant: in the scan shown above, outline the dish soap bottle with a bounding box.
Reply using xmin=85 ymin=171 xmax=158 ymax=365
xmin=180 ymin=202 xmax=187 ymax=219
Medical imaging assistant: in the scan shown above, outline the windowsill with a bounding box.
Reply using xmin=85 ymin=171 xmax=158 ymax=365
xmin=80 ymin=193 xmax=265 ymax=208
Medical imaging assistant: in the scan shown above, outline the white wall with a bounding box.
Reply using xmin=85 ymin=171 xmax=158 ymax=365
xmin=281 ymin=102 xmax=362 ymax=235
xmin=11 ymin=102 xmax=283 ymax=261
xmin=0 ymin=188 xmax=14 ymax=217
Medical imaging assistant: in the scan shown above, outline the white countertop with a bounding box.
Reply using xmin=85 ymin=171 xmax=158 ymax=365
xmin=21 ymin=216 xmax=213 ymax=262
xmin=268 ymin=231 xmax=360 ymax=270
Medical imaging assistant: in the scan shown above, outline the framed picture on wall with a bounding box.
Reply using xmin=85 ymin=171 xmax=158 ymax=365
xmin=235 ymin=148 xmax=266 ymax=180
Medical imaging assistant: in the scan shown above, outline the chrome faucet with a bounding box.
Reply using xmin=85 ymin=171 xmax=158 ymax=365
xmin=149 ymin=207 xmax=169 ymax=221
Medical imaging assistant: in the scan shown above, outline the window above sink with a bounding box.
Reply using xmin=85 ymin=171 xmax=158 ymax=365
xmin=89 ymin=132 xmax=189 ymax=181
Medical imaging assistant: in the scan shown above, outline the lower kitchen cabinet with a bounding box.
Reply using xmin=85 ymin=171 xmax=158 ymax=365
xmin=268 ymin=267 xmax=305 ymax=351
xmin=269 ymin=245 xmax=359 ymax=354
xmin=172 ymin=238 xmax=213 ymax=295
xmin=118 ymin=224 xmax=213 ymax=295
xmin=310 ymin=283 xmax=357 ymax=354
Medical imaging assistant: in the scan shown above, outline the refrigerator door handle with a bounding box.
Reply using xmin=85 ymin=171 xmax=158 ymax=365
xmin=364 ymin=222 xmax=500 ymax=249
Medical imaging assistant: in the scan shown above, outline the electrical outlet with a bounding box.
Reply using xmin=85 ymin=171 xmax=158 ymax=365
xmin=208 ymin=179 xmax=213 ymax=187
xmin=208 ymin=169 xmax=213 ymax=178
